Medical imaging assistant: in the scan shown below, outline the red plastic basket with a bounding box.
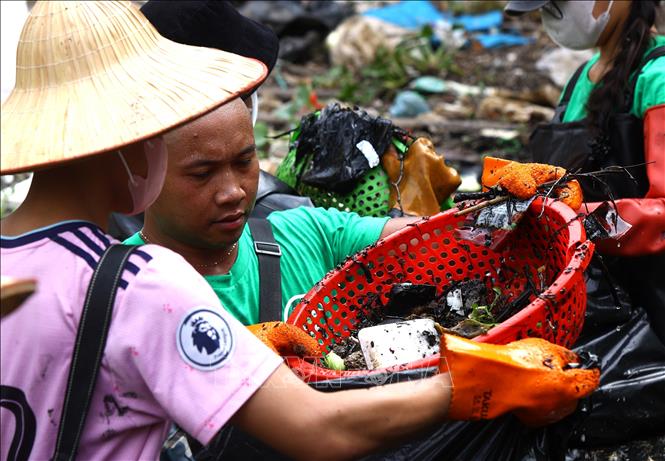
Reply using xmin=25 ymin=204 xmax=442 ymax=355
xmin=286 ymin=198 xmax=594 ymax=382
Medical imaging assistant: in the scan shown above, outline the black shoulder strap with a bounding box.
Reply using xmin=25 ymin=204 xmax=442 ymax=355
xmin=625 ymin=45 xmax=665 ymax=109
xmin=52 ymin=244 xmax=138 ymax=461
xmin=553 ymin=60 xmax=588 ymax=123
xmin=248 ymin=218 xmax=283 ymax=323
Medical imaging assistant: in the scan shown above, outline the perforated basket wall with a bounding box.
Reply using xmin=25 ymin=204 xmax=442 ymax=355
xmin=286 ymin=198 xmax=594 ymax=382
xmin=275 ymin=148 xmax=391 ymax=217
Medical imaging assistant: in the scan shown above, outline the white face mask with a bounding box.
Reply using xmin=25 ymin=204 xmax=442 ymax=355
xmin=542 ymin=0 xmax=614 ymax=50
xmin=116 ymin=136 xmax=168 ymax=215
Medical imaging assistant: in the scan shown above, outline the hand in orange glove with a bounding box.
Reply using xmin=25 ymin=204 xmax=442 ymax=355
xmin=439 ymin=333 xmax=600 ymax=426
xmin=248 ymin=321 xmax=322 ymax=358
xmin=482 ymin=156 xmax=583 ymax=210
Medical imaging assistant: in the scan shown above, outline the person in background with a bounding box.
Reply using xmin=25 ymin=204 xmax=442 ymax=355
xmin=500 ymin=0 xmax=664 ymax=337
xmin=0 ymin=2 xmax=599 ymax=460
xmin=478 ymin=0 xmax=665 ymax=449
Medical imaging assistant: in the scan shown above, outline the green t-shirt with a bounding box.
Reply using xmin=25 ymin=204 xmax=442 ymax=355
xmin=124 ymin=207 xmax=388 ymax=325
xmin=562 ymin=35 xmax=665 ymax=122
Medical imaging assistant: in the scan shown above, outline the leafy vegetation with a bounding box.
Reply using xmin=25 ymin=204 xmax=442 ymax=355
xmin=314 ymin=26 xmax=460 ymax=106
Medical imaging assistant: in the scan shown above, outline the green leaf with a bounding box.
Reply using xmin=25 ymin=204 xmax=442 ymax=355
xmin=322 ymin=351 xmax=346 ymax=371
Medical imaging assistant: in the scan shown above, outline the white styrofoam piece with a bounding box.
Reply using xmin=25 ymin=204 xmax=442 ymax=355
xmin=446 ymin=288 xmax=464 ymax=315
xmin=358 ymin=319 xmax=440 ymax=371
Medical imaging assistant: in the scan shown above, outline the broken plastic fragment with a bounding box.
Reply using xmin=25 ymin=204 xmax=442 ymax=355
xmin=584 ymin=202 xmax=632 ymax=241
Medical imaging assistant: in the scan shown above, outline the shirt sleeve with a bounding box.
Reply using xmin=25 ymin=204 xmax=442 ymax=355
xmin=122 ymin=232 xmax=144 ymax=245
xmin=287 ymin=207 xmax=389 ymax=265
xmin=111 ymin=245 xmax=282 ymax=444
xmin=632 ymin=53 xmax=665 ymax=118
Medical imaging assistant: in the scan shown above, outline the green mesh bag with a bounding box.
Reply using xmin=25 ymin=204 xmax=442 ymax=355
xmin=274 ymin=110 xmax=455 ymax=217
xmin=275 ymin=124 xmax=395 ymax=217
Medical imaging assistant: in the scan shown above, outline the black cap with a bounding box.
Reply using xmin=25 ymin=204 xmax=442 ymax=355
xmin=504 ymin=0 xmax=550 ymax=16
xmin=141 ymin=0 xmax=279 ymax=75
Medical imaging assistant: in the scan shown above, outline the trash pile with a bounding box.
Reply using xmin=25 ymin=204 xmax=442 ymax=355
xmin=248 ymin=0 xmax=596 ymax=181
xmin=324 ymin=278 xmax=522 ymax=371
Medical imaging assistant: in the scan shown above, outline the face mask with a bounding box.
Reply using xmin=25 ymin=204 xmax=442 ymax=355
xmin=542 ymin=0 xmax=613 ymax=50
xmin=116 ymin=136 xmax=168 ymax=215
xmin=250 ymin=91 xmax=259 ymax=127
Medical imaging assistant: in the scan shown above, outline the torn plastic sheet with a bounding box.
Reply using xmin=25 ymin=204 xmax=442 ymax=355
xmin=475 ymin=197 xmax=534 ymax=230
xmin=453 ymin=198 xmax=534 ymax=250
xmin=583 ymin=202 xmax=632 ymax=241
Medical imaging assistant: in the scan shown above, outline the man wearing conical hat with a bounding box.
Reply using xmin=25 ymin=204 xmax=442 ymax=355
xmin=0 ymin=2 xmax=599 ymax=460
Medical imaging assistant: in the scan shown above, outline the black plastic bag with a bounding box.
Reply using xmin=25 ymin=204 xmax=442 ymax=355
xmin=561 ymin=254 xmax=665 ymax=448
xmin=295 ymin=104 xmax=397 ymax=193
xmin=194 ymin=255 xmax=665 ymax=461
xmin=238 ymin=1 xmax=353 ymax=63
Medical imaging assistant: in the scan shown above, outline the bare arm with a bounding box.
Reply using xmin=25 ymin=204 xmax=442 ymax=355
xmin=379 ymin=216 xmax=422 ymax=239
xmin=231 ymin=364 xmax=451 ymax=461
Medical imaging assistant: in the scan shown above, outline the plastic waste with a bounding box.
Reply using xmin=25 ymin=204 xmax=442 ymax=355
xmin=363 ymin=1 xmax=448 ymax=30
xmin=455 ymin=11 xmax=503 ymax=32
xmin=389 ymin=91 xmax=431 ymax=118
xmin=473 ymin=32 xmax=534 ymax=49
xmin=238 ymin=1 xmax=353 ymax=63
xmin=408 ymin=76 xmax=447 ymax=94
xmin=382 ymin=137 xmax=461 ymax=216
xmin=294 ymin=104 xmax=399 ymax=193
xmin=326 ymin=15 xmax=411 ymax=71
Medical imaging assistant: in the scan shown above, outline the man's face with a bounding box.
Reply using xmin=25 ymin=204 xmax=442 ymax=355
xmin=147 ymin=98 xmax=259 ymax=249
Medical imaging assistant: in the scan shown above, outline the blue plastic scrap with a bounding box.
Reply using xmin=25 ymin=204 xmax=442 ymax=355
xmin=362 ymin=2 xmax=532 ymax=49
xmin=363 ymin=1 xmax=451 ymax=29
xmin=389 ymin=91 xmax=431 ymax=118
xmin=409 ymin=76 xmax=447 ymax=94
xmin=473 ymin=33 xmax=534 ymax=48
xmin=453 ymin=11 xmax=503 ymax=32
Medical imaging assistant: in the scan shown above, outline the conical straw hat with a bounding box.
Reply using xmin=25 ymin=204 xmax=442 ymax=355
xmin=1 ymin=1 xmax=267 ymax=174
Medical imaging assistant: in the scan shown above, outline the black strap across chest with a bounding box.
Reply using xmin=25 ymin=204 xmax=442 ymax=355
xmin=554 ymin=45 xmax=665 ymax=122
xmin=52 ymin=244 xmax=138 ymax=461
xmin=248 ymin=218 xmax=283 ymax=323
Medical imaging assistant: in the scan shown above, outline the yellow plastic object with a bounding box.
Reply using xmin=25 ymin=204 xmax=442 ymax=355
xmin=383 ymin=138 xmax=461 ymax=216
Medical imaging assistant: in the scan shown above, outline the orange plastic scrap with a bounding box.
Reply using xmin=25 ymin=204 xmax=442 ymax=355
xmin=481 ymin=156 xmax=583 ymax=210
xmin=247 ymin=321 xmax=322 ymax=358
xmin=481 ymin=156 xmax=512 ymax=191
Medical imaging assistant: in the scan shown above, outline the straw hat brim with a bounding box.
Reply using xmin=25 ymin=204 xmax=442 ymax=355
xmin=1 ymin=1 xmax=268 ymax=174
xmin=0 ymin=276 xmax=37 ymax=318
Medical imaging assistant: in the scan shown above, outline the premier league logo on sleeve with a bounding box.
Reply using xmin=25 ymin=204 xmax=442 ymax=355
xmin=177 ymin=307 xmax=235 ymax=371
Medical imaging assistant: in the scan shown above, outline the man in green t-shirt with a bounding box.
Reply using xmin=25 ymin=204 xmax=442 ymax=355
xmin=124 ymin=97 xmax=419 ymax=324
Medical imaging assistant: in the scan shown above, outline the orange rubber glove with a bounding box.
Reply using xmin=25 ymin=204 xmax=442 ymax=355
xmin=482 ymin=156 xmax=583 ymax=210
xmin=382 ymin=138 xmax=461 ymax=216
xmin=440 ymin=333 xmax=600 ymax=426
xmin=248 ymin=321 xmax=322 ymax=358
